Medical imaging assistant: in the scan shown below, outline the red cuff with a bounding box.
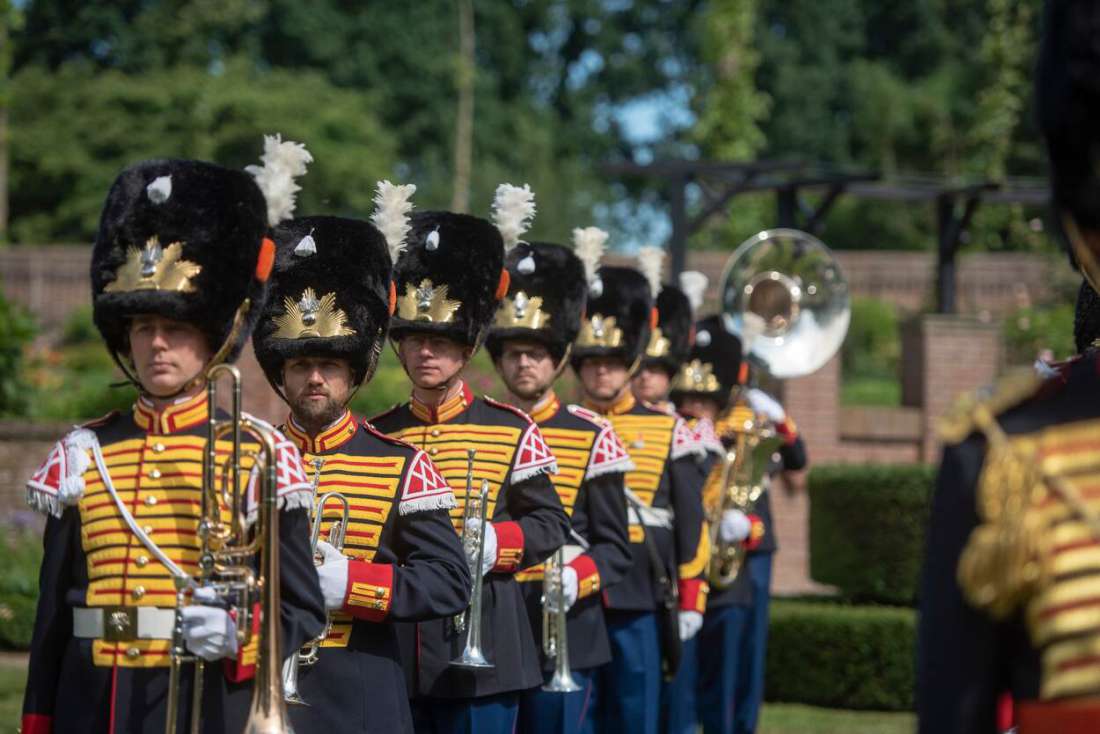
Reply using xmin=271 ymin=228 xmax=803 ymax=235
xmin=343 ymin=561 xmax=394 ymax=622
xmin=678 ymin=577 xmax=709 ymax=614
xmin=568 ymin=554 xmax=601 ymax=599
xmin=224 ymin=601 xmax=262 ymax=683
xmin=492 ymin=521 xmax=525 ymax=572
xmin=775 ymin=417 xmax=798 ymax=445
xmin=21 ymin=714 xmax=52 ymax=734
xmin=743 ymin=514 xmax=766 ymax=551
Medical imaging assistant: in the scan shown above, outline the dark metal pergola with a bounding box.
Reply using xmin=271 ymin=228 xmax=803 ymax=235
xmin=603 ymin=159 xmax=1051 ymax=313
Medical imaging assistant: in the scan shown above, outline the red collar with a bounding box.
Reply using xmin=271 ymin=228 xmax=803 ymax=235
xmin=410 ymin=382 xmax=473 ymax=424
xmin=133 ymin=391 xmax=209 ymax=435
xmin=529 ymin=391 xmax=561 ymax=424
xmin=284 ymin=409 xmax=358 ymax=454
xmin=584 ymin=390 xmax=635 ymax=417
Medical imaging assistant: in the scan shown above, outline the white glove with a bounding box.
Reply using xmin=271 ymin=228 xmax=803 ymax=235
xmin=718 ymin=509 xmax=753 ymax=544
xmin=746 ymin=388 xmax=786 ymax=423
xmin=464 ymin=518 xmax=498 ymax=576
xmin=679 ymin=610 xmax=703 ymax=641
xmin=316 ymin=540 xmax=350 ymax=611
xmin=182 ymin=587 xmax=239 ymax=661
xmin=545 ymin=566 xmax=579 ymax=613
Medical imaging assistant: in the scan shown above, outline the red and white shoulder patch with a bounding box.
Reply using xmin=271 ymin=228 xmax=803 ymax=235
xmin=671 ymin=417 xmax=705 ymax=461
xmin=586 ymin=423 xmax=635 ymax=480
xmin=26 ymin=428 xmax=98 ymax=517
xmin=511 ymin=422 xmax=558 ymax=482
xmin=399 ymin=451 xmax=457 ymax=516
xmin=692 ymin=417 xmax=725 ymax=457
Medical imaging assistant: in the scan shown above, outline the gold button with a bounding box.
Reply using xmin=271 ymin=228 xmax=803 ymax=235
xmin=429 ymin=447 xmax=438 ymax=456
xmin=431 ymin=429 xmax=441 ymax=437
xmin=144 ymin=496 xmax=158 ymax=507
xmin=149 ymin=469 xmax=162 ymax=480
xmin=143 ymin=525 xmax=154 ymax=535
xmin=126 ymin=646 xmax=140 ymax=659
xmin=131 ymin=586 xmax=146 ymax=600
xmin=135 ymin=555 xmax=149 ymax=568
xmin=153 ymin=442 xmax=166 ymax=453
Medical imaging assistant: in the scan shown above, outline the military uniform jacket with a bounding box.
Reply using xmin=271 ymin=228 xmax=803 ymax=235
xmin=586 ymin=393 xmax=709 ymax=615
xmin=282 ymin=410 xmax=470 ymax=734
xmin=371 ymin=382 xmax=570 ymax=699
xmin=21 ymin=393 xmax=326 ymax=734
xmin=916 ymin=359 xmax=1100 ymax=733
xmin=514 ymin=393 xmax=634 ymax=672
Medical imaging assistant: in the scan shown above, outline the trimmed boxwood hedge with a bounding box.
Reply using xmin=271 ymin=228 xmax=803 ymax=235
xmin=809 ymin=464 xmax=935 ymax=605
xmin=765 ymin=599 xmax=915 ymax=711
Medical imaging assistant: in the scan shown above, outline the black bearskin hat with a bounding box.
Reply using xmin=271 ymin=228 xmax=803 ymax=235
xmin=570 ymin=265 xmax=654 ymax=371
xmin=253 ymin=216 xmax=394 ymax=393
xmin=1037 ymin=0 xmax=1100 ymax=289
xmin=642 ymin=285 xmax=694 ymax=375
xmin=1075 ymin=280 xmax=1100 ymax=355
xmin=485 ymin=241 xmax=587 ymax=365
xmin=91 ymin=159 xmax=271 ymax=372
xmin=670 ymin=314 xmax=743 ymax=407
xmin=389 ymin=210 xmax=506 ymax=350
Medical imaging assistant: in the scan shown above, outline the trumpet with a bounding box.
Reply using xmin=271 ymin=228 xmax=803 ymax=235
xmin=451 ymin=453 xmax=493 ymax=669
xmin=166 ymin=363 xmax=296 ymax=734
xmin=705 ymin=404 xmax=780 ymax=589
xmin=283 ymin=482 xmax=351 ymax=707
xmin=541 ymin=547 xmax=581 ymax=692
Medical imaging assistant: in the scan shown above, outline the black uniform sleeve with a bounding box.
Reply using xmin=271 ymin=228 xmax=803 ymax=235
xmin=498 ymin=471 xmax=569 ymax=570
xmin=916 ymin=438 xmax=1036 ymax=734
xmin=778 ymin=435 xmax=808 ymax=471
xmin=580 ymin=471 xmax=633 ymax=589
xmin=22 ymin=508 xmax=78 ymax=723
xmin=278 ymin=508 xmax=327 ymax=657
xmin=669 ymin=455 xmax=706 ymax=567
xmin=388 ymin=508 xmax=472 ymax=621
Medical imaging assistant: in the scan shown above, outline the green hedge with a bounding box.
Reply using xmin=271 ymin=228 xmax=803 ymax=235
xmin=765 ymin=600 xmax=915 ymax=711
xmin=809 ymin=464 xmax=934 ymax=605
xmin=0 ymin=527 xmax=43 ymax=649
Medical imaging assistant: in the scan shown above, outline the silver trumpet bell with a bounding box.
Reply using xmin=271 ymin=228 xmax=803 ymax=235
xmin=541 ymin=547 xmax=581 ymax=692
xmin=451 ymin=473 xmax=494 ymax=669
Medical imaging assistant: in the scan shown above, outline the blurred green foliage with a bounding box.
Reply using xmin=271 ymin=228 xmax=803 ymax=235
xmin=0 ymin=288 xmax=36 ymax=416
xmin=1003 ymin=301 xmax=1076 ymax=366
xmin=840 ymin=298 xmax=900 ymax=406
xmin=0 ymin=527 xmax=43 ymax=649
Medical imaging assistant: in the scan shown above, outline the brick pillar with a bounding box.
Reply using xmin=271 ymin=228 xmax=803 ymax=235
xmin=771 ymin=354 xmax=841 ymax=594
xmin=916 ymin=315 xmax=1001 ymax=463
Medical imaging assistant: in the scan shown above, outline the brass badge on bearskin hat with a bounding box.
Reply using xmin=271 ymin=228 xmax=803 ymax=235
xmin=397 ymin=279 xmax=462 ymax=323
xmin=494 ymin=290 xmax=551 ymax=330
xmin=576 ymin=314 xmax=623 ymax=348
xmin=104 ymin=237 xmax=202 ymax=293
xmin=272 ymin=287 xmax=356 ymax=339
xmin=646 ymin=326 xmax=671 ymax=358
xmin=672 ymin=359 xmax=720 ymax=394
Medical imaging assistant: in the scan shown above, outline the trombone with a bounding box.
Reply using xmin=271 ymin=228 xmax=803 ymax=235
xmin=165 ymin=363 xmax=296 ymax=734
xmin=283 ymin=485 xmax=351 ymax=706
xmin=451 ymin=449 xmax=493 ymax=669
xmin=541 ymin=547 xmax=581 ymax=692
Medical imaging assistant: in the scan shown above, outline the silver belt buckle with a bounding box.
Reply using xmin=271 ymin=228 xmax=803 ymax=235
xmin=102 ymin=606 xmax=139 ymax=642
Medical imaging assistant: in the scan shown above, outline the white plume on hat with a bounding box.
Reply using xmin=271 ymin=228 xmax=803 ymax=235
xmin=492 ymin=183 xmax=536 ymax=252
xmin=679 ymin=270 xmax=709 ymax=313
xmin=637 ymin=245 xmax=665 ymax=298
xmin=572 ymin=226 xmax=608 ymax=295
xmin=371 ymin=180 xmax=417 ymax=263
xmin=246 ymin=133 xmax=313 ymax=227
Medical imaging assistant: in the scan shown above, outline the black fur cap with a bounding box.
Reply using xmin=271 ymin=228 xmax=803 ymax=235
xmin=642 ymin=285 xmax=694 ymax=375
xmin=670 ymin=314 xmax=743 ymax=406
xmin=570 ymin=265 xmax=653 ymax=371
xmin=91 ymin=159 xmax=270 ymax=369
xmin=253 ymin=216 xmax=392 ymax=392
xmin=485 ymin=241 xmax=588 ymax=365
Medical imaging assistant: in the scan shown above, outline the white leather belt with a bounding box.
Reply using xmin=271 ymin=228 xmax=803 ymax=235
xmin=627 ymin=505 xmax=674 ymax=529
xmin=72 ymin=606 xmax=176 ymax=641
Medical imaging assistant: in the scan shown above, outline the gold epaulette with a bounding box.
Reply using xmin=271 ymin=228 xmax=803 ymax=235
xmin=938 ymin=368 xmax=1044 ymax=446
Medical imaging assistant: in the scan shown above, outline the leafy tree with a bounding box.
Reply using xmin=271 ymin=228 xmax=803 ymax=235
xmin=0 ymin=286 xmax=35 ymax=416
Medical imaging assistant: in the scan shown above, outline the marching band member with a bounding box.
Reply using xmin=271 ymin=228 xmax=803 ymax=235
xmin=486 ymin=232 xmax=634 ymax=734
xmin=21 ymin=142 xmax=326 ymax=733
xmin=919 ymin=3 xmax=1100 ymax=731
xmin=371 ymin=185 xmax=569 ymax=733
xmin=571 ymin=253 xmax=707 ymax=734
xmin=251 ymin=184 xmax=471 ymax=733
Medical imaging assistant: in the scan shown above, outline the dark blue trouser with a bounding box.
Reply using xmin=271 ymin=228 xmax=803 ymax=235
xmin=411 ymin=691 xmax=519 ymax=734
xmin=697 ymin=602 xmax=751 ymax=734
xmin=733 ymin=552 xmax=773 ymax=734
xmin=659 ymin=633 xmax=699 ymax=734
xmin=518 ymin=667 xmax=597 ymax=734
xmin=596 ymin=610 xmax=660 ymax=734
